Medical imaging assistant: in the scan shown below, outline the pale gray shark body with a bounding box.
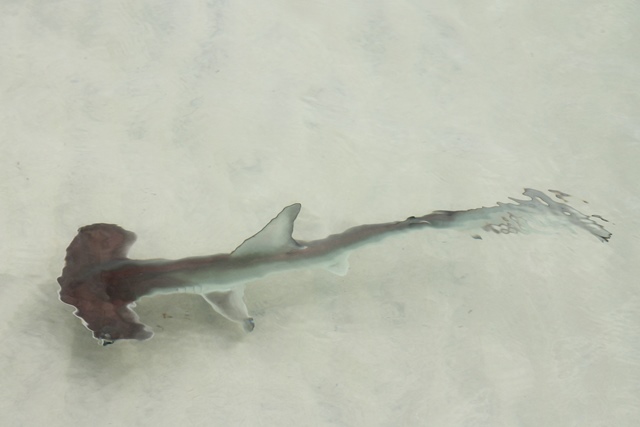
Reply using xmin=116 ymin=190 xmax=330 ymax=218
xmin=57 ymin=189 xmax=611 ymax=345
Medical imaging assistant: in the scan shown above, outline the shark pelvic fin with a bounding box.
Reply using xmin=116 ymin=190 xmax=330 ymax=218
xmin=325 ymin=254 xmax=350 ymax=276
xmin=231 ymin=203 xmax=303 ymax=258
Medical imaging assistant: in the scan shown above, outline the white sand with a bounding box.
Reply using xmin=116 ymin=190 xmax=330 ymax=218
xmin=1 ymin=1 xmax=639 ymax=426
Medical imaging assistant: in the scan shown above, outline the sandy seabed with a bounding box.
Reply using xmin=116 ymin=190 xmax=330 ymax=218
xmin=1 ymin=1 xmax=639 ymax=426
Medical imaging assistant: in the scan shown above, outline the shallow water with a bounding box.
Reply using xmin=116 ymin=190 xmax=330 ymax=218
xmin=1 ymin=1 xmax=639 ymax=426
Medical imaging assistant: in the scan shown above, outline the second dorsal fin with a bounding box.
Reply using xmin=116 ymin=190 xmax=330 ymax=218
xmin=231 ymin=203 xmax=302 ymax=258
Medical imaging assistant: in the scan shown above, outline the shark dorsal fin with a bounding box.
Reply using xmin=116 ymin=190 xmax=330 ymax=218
xmin=231 ymin=203 xmax=302 ymax=258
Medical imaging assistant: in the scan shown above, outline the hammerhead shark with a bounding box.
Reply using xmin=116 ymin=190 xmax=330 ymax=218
xmin=58 ymin=189 xmax=611 ymax=345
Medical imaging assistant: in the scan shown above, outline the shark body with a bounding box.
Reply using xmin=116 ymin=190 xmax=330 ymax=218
xmin=57 ymin=189 xmax=611 ymax=345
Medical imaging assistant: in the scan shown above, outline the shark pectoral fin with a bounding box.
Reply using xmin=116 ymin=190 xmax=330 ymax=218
xmin=325 ymin=254 xmax=350 ymax=276
xmin=231 ymin=203 xmax=303 ymax=258
xmin=202 ymin=288 xmax=254 ymax=332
